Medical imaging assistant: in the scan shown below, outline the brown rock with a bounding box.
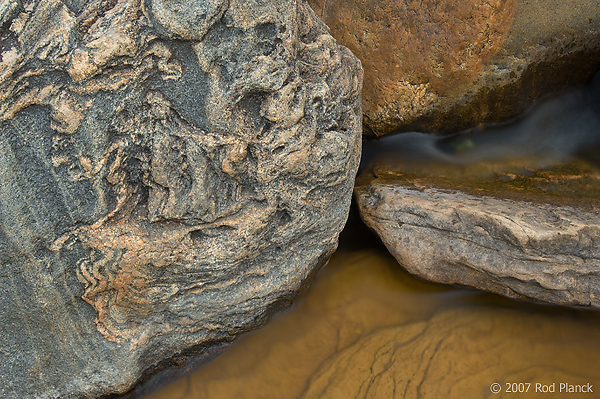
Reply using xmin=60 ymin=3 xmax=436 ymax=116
xmin=356 ymin=176 xmax=600 ymax=308
xmin=301 ymin=307 xmax=600 ymax=399
xmin=309 ymin=0 xmax=600 ymax=136
xmin=355 ymin=77 xmax=600 ymax=309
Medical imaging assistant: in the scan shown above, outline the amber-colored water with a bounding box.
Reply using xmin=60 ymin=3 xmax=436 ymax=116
xmin=140 ymin=210 xmax=600 ymax=399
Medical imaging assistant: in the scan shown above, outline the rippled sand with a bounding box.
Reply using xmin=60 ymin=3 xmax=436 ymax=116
xmin=141 ymin=225 xmax=600 ymax=399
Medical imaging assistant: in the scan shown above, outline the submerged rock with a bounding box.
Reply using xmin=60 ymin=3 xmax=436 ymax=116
xmin=0 ymin=0 xmax=362 ymax=398
xmin=140 ymin=249 xmax=600 ymax=399
xmin=300 ymin=306 xmax=600 ymax=399
xmin=308 ymin=0 xmax=600 ymax=136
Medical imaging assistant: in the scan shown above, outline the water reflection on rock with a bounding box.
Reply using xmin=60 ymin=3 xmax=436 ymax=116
xmin=142 ymin=244 xmax=600 ymax=399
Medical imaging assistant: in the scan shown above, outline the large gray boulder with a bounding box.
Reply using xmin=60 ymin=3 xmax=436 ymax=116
xmin=0 ymin=0 xmax=362 ymax=397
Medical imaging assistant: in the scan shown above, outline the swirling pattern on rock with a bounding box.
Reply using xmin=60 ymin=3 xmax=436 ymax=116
xmin=0 ymin=0 xmax=362 ymax=398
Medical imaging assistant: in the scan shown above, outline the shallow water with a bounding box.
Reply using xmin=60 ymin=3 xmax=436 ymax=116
xmin=360 ymin=75 xmax=600 ymax=174
xmin=140 ymin=211 xmax=600 ymax=399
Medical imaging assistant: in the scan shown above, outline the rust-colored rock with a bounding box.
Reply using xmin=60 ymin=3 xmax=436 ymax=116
xmin=310 ymin=0 xmax=516 ymax=135
xmin=309 ymin=0 xmax=600 ymax=136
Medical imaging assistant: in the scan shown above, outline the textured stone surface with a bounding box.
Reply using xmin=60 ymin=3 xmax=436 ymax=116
xmin=309 ymin=0 xmax=600 ymax=136
xmin=0 ymin=0 xmax=362 ymax=398
xmin=355 ymin=173 xmax=600 ymax=308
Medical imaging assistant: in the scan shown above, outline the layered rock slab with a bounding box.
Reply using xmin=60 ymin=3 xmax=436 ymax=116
xmin=0 ymin=0 xmax=362 ymax=398
xmin=355 ymin=167 xmax=600 ymax=308
xmin=309 ymin=0 xmax=600 ymax=136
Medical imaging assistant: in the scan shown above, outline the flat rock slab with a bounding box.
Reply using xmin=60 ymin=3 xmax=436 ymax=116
xmin=355 ymin=171 xmax=600 ymax=308
xmin=0 ymin=0 xmax=362 ymax=398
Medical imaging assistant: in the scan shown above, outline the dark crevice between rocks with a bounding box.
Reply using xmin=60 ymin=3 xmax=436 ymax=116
xmin=337 ymin=198 xmax=387 ymax=253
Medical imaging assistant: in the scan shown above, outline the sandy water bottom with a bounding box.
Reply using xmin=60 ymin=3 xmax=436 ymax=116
xmin=140 ymin=215 xmax=600 ymax=399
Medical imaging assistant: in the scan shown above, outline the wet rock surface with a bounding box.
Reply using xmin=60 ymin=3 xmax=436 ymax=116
xmin=0 ymin=0 xmax=362 ymax=398
xmin=300 ymin=305 xmax=600 ymax=399
xmin=308 ymin=0 xmax=600 ymax=136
